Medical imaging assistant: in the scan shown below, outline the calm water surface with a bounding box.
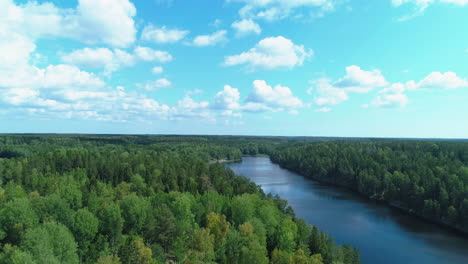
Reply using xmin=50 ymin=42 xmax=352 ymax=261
xmin=225 ymin=157 xmax=468 ymax=264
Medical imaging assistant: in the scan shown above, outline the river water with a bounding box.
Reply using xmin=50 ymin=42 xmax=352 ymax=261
xmin=225 ymin=157 xmax=468 ymax=264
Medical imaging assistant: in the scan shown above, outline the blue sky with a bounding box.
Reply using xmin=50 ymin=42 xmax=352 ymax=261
xmin=1 ymin=0 xmax=468 ymax=138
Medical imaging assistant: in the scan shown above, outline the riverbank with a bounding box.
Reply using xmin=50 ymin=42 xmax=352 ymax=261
xmin=225 ymin=156 xmax=468 ymax=264
xmin=273 ymin=161 xmax=468 ymax=237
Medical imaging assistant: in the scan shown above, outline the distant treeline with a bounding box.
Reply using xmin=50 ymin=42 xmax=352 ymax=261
xmin=0 ymin=135 xmax=360 ymax=264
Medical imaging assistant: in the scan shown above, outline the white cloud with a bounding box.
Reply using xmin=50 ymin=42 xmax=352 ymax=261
xmin=138 ymin=78 xmax=172 ymax=91
xmin=134 ymin=46 xmax=173 ymax=62
xmin=213 ymin=85 xmax=241 ymax=110
xmin=0 ymin=0 xmax=137 ymax=47
xmin=372 ymin=91 xmax=408 ymax=108
xmin=190 ymin=30 xmax=228 ymax=47
xmin=392 ymin=0 xmax=467 ymax=21
xmin=172 ymin=96 xmax=213 ymax=120
xmin=310 ymin=78 xmax=349 ymax=106
xmin=308 ymin=66 xmax=387 ymax=110
xmin=231 ymin=19 xmax=262 ymax=37
xmin=61 ymin=47 xmax=172 ymax=75
xmin=231 ymin=0 xmax=337 ymax=21
xmin=334 ymin=65 xmax=388 ymax=93
xmin=151 ymin=66 xmax=164 ymax=74
xmin=141 ymin=24 xmax=189 ymax=44
xmin=224 ymin=36 xmax=312 ymax=71
xmin=316 ymin=107 xmax=332 ymax=112
xmin=410 ymin=72 xmax=468 ymax=90
xmin=244 ymin=80 xmax=303 ymax=112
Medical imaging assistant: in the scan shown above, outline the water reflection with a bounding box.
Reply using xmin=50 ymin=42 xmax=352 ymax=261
xmin=226 ymin=157 xmax=468 ymax=264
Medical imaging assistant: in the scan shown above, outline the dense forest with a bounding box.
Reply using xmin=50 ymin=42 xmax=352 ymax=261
xmin=0 ymin=135 xmax=360 ymax=264
xmin=270 ymin=141 xmax=468 ymax=233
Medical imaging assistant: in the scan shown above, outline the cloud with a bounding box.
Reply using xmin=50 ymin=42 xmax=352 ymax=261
xmin=213 ymin=85 xmax=241 ymax=110
xmin=0 ymin=0 xmax=137 ymax=47
xmin=408 ymin=72 xmax=468 ymax=90
xmin=392 ymin=0 xmax=468 ymax=21
xmin=334 ymin=65 xmax=388 ymax=93
xmin=172 ymin=96 xmax=213 ymax=120
xmin=190 ymin=30 xmax=228 ymax=46
xmin=224 ymin=36 xmax=312 ymax=71
xmin=231 ymin=19 xmax=262 ymax=37
xmin=61 ymin=47 xmax=172 ymax=75
xmin=151 ymin=66 xmax=164 ymax=74
xmin=134 ymin=47 xmax=173 ymax=62
xmin=308 ymin=66 xmax=386 ymax=110
xmin=371 ymin=83 xmax=408 ymax=108
xmin=138 ymin=78 xmax=172 ymax=91
xmin=141 ymin=24 xmax=189 ymax=44
xmin=310 ymin=78 xmax=349 ymax=106
xmin=244 ymin=80 xmax=303 ymax=112
xmin=230 ymin=0 xmax=337 ymax=21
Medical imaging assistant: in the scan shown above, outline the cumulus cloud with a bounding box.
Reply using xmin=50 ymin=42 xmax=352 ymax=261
xmin=61 ymin=47 xmax=172 ymax=75
xmin=244 ymin=80 xmax=303 ymax=112
xmin=190 ymin=30 xmax=228 ymax=47
xmin=308 ymin=65 xmax=386 ymax=110
xmin=138 ymin=78 xmax=172 ymax=91
xmin=0 ymin=0 xmax=137 ymax=47
xmin=407 ymin=72 xmax=468 ymax=90
xmin=366 ymin=71 xmax=467 ymax=108
xmin=231 ymin=19 xmax=262 ymax=37
xmin=310 ymin=78 xmax=349 ymax=106
xmin=230 ymin=0 xmax=337 ymax=21
xmin=224 ymin=36 xmax=312 ymax=71
xmin=134 ymin=47 xmax=173 ymax=62
xmin=371 ymin=83 xmax=408 ymax=108
xmin=213 ymin=85 xmax=241 ymax=110
xmin=334 ymin=65 xmax=388 ymax=93
xmin=141 ymin=24 xmax=189 ymax=44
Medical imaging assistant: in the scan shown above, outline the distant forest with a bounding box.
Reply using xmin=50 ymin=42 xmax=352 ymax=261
xmin=0 ymin=135 xmax=360 ymax=264
xmin=1 ymin=134 xmax=467 ymax=263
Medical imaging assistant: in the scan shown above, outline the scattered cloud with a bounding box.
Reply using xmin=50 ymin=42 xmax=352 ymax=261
xmin=0 ymin=0 xmax=137 ymax=47
xmin=230 ymin=0 xmax=337 ymax=21
xmin=138 ymin=78 xmax=172 ymax=91
xmin=134 ymin=46 xmax=173 ymax=62
xmin=213 ymin=85 xmax=241 ymax=111
xmin=224 ymin=36 xmax=312 ymax=71
xmin=406 ymin=72 xmax=468 ymax=90
xmin=61 ymin=47 xmax=172 ymax=75
xmin=371 ymin=83 xmax=408 ymax=108
xmin=151 ymin=66 xmax=164 ymax=74
xmin=308 ymin=65 xmax=386 ymax=110
xmin=231 ymin=19 xmax=262 ymax=37
xmin=141 ymin=24 xmax=189 ymax=44
xmin=334 ymin=65 xmax=388 ymax=93
xmin=244 ymin=80 xmax=304 ymax=112
xmin=392 ymin=0 xmax=468 ymax=21
xmin=190 ymin=30 xmax=228 ymax=47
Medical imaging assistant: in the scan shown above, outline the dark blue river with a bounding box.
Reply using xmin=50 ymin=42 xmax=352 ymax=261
xmin=225 ymin=157 xmax=468 ymax=264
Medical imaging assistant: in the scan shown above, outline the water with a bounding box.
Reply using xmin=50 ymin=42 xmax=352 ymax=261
xmin=225 ymin=157 xmax=468 ymax=264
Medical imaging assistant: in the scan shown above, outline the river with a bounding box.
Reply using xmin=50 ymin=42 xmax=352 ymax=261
xmin=225 ymin=157 xmax=468 ymax=264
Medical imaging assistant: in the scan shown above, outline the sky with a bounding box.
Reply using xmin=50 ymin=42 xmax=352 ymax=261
xmin=1 ymin=0 xmax=468 ymax=138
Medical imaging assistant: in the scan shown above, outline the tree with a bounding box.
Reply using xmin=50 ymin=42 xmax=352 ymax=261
xmin=20 ymin=222 xmax=79 ymax=264
xmin=70 ymin=208 xmax=99 ymax=260
xmin=0 ymin=198 xmax=38 ymax=244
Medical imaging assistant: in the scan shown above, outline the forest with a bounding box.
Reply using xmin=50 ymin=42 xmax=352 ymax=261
xmin=269 ymin=140 xmax=468 ymax=233
xmin=0 ymin=135 xmax=360 ymax=264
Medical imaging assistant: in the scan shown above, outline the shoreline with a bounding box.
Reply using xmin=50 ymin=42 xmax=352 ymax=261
xmin=272 ymin=161 xmax=468 ymax=238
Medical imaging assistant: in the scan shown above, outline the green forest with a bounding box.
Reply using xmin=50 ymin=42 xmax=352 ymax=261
xmin=270 ymin=140 xmax=468 ymax=233
xmin=0 ymin=135 xmax=360 ymax=264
